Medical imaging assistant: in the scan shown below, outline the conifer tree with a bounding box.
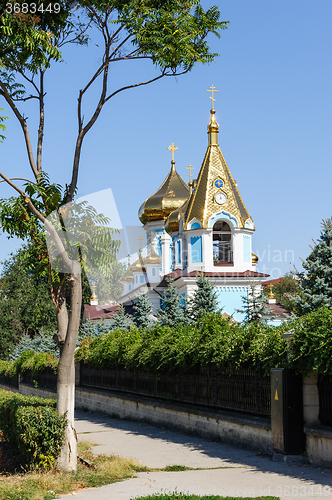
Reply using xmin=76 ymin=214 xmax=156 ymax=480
xmin=295 ymin=217 xmax=332 ymax=315
xmin=133 ymin=294 xmax=153 ymax=329
xmin=189 ymin=274 xmax=219 ymax=321
xmin=156 ymin=278 xmax=189 ymax=327
xmin=111 ymin=304 xmax=133 ymax=331
xmin=9 ymin=331 xmax=59 ymax=361
xmin=238 ymin=282 xmax=272 ymax=324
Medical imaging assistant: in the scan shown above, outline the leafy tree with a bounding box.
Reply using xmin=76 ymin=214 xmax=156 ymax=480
xmin=289 ymin=306 xmax=332 ymax=376
xmin=91 ymin=262 xmax=126 ymax=305
xmin=0 ymin=246 xmax=57 ymax=358
xmin=237 ymin=281 xmax=273 ymax=324
xmin=262 ymin=274 xmax=303 ymax=313
xmin=189 ymin=273 xmax=218 ymax=321
xmin=0 ymin=107 xmax=8 ymax=142
xmin=0 ymin=0 xmax=226 ymax=470
xmin=295 ymin=217 xmax=332 ymax=315
xmin=111 ymin=304 xmax=132 ymax=330
xmin=157 ymin=278 xmax=189 ymax=327
xmin=132 ymin=293 xmax=153 ymax=329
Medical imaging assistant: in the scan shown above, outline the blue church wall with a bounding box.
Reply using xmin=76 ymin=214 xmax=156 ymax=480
xmin=215 ymin=286 xmax=248 ymax=322
xmin=179 ymin=293 xmax=186 ymax=308
xmin=176 ymin=240 xmax=181 ymax=263
xmin=191 ymin=236 xmax=202 ymax=263
xmin=243 ymin=235 xmax=251 ymax=263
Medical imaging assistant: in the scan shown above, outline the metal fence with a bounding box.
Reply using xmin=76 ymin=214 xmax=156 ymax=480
xmin=317 ymin=375 xmax=332 ymax=427
xmin=21 ymin=368 xmax=57 ymax=391
xmin=80 ymin=362 xmax=271 ymax=418
xmin=0 ymin=373 xmax=18 ymax=388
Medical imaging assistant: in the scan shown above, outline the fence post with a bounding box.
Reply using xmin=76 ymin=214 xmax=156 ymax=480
xmin=75 ymin=361 xmax=80 ymax=387
xmin=303 ymin=372 xmax=319 ymax=426
xmin=271 ymin=368 xmax=306 ymax=456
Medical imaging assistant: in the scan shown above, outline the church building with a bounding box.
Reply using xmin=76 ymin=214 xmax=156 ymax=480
xmin=119 ymin=87 xmax=270 ymax=321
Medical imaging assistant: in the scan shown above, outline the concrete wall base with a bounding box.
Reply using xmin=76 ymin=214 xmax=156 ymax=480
xmin=272 ymin=451 xmax=308 ymax=464
xmin=75 ymin=386 xmax=272 ymax=453
xmin=305 ymin=426 xmax=332 ymax=467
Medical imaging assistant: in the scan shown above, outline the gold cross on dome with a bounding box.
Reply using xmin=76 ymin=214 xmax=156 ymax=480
xmin=186 ymin=164 xmax=194 ymax=184
xmin=167 ymin=142 xmax=178 ymax=162
xmin=207 ymin=85 xmax=219 ymax=110
xmin=138 ymin=235 xmax=144 ymax=250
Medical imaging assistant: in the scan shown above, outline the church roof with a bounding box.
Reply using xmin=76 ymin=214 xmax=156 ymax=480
xmin=265 ymin=302 xmax=292 ymax=318
xmin=138 ymin=153 xmax=189 ymax=224
xmin=156 ymin=269 xmax=269 ymax=288
xmin=184 ymin=108 xmax=252 ymax=230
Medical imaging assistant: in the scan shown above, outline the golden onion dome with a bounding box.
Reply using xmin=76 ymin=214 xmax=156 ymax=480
xmin=251 ymin=252 xmax=259 ymax=264
xmin=165 ymin=198 xmax=189 ymax=235
xmin=143 ymin=247 xmax=162 ymax=265
xmin=130 ymin=250 xmax=145 ymax=273
xmin=122 ymin=266 xmax=134 ymax=282
xmin=207 ymin=108 xmax=219 ymax=133
xmin=138 ymin=161 xmax=189 ymax=224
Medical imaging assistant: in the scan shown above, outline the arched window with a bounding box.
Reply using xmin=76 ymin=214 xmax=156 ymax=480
xmin=213 ymin=221 xmax=232 ymax=264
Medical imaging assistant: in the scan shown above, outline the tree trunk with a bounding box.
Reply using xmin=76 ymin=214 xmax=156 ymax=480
xmin=57 ymin=262 xmax=82 ymax=471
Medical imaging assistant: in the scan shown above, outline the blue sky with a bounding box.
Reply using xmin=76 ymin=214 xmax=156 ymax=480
xmin=0 ymin=0 xmax=331 ymax=278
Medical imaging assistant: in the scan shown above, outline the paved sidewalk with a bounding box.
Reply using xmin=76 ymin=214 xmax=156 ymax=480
xmin=57 ymin=410 xmax=332 ymax=500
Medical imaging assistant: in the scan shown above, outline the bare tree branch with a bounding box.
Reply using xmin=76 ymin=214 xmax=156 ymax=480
xmin=37 ymin=69 xmax=45 ymax=171
xmin=0 ymin=171 xmax=73 ymax=270
xmin=0 ymin=177 xmax=37 ymax=185
xmin=104 ymin=71 xmax=166 ymax=104
xmin=0 ymin=81 xmax=39 ymax=179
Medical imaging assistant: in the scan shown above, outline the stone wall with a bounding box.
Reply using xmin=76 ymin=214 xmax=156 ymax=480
xmin=75 ymin=385 xmax=272 ymax=452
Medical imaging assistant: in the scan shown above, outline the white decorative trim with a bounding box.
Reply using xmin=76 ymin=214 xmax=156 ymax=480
xmin=208 ymin=211 xmax=239 ymax=228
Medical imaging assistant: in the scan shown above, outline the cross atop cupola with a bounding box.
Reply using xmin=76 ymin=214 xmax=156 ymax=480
xmin=167 ymin=142 xmax=178 ymax=165
xmin=207 ymin=85 xmax=219 ymax=110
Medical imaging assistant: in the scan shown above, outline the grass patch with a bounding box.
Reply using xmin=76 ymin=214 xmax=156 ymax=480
xmin=163 ymin=465 xmax=194 ymax=471
xmin=0 ymin=441 xmax=148 ymax=499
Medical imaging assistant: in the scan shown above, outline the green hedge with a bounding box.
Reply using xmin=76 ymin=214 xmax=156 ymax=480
xmin=289 ymin=307 xmax=332 ymax=376
xmin=0 ymin=350 xmax=58 ymax=380
xmin=75 ymin=313 xmax=289 ymax=375
xmin=0 ymin=389 xmax=66 ymax=469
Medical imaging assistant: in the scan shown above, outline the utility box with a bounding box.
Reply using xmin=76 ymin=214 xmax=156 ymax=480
xmin=271 ymin=368 xmax=305 ymax=455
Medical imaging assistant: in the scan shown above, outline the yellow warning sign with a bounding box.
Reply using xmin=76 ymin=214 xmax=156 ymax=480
xmin=274 ymin=389 xmax=279 ymax=400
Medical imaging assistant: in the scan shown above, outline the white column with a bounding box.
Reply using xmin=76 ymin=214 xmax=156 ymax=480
xmin=161 ymin=232 xmax=171 ymax=275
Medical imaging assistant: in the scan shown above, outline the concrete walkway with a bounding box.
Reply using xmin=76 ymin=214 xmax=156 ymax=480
xmin=57 ymin=410 xmax=332 ymax=500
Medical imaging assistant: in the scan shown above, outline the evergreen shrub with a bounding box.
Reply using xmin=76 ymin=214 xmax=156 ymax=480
xmin=0 ymin=389 xmax=66 ymax=468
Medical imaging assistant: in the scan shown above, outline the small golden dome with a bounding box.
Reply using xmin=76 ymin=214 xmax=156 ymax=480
xmin=252 ymin=252 xmax=259 ymax=264
xmin=207 ymin=109 xmax=219 ymax=133
xmin=138 ymin=162 xmax=189 ymax=224
xmin=130 ymin=250 xmax=145 ymax=273
xmin=268 ymin=283 xmax=275 ymax=299
xmin=144 ymin=247 xmax=162 ymax=265
xmin=122 ymin=269 xmax=134 ymax=282
xmin=165 ymin=199 xmax=189 ymax=234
